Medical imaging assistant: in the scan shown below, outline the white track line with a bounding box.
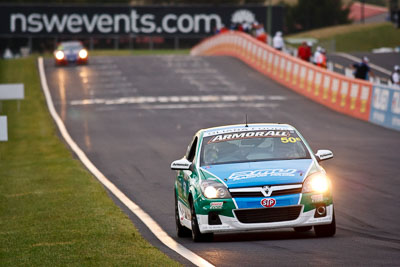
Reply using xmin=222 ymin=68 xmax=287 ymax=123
xmin=37 ymin=57 xmax=214 ymax=267
xmin=335 ymin=52 xmax=392 ymax=75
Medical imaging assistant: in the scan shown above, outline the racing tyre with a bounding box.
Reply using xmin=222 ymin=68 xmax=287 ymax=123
xmin=175 ymin=191 xmax=191 ymax=237
xmin=294 ymin=226 xmax=312 ymax=232
xmin=190 ymin=200 xmax=213 ymax=242
xmin=314 ymin=210 xmax=336 ymax=237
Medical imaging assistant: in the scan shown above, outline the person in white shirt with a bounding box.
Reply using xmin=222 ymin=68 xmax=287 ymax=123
xmin=391 ymin=65 xmax=400 ymax=86
xmin=272 ymin=31 xmax=284 ymax=51
xmin=313 ymin=46 xmax=322 ymax=65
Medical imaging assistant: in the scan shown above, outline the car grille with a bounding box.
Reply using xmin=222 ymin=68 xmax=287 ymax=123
xmin=230 ymin=187 xmax=302 ymax=198
xmin=234 ymin=206 xmax=302 ymax=224
xmin=229 ymin=184 xmax=302 ymax=198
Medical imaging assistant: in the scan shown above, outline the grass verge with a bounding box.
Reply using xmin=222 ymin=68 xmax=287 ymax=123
xmin=288 ymin=22 xmax=400 ymax=52
xmin=0 ymin=57 xmax=180 ymax=266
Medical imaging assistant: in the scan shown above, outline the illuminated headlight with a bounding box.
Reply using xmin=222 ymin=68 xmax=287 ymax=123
xmin=302 ymin=172 xmax=330 ymax=193
xmin=55 ymin=51 xmax=64 ymax=60
xmin=79 ymin=49 xmax=88 ymax=59
xmin=200 ymin=180 xmax=231 ymax=199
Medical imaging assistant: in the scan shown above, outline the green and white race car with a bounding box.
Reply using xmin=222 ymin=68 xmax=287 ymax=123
xmin=171 ymin=124 xmax=336 ymax=242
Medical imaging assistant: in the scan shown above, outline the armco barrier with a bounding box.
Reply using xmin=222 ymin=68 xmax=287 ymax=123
xmin=191 ymin=32 xmax=372 ymax=122
xmin=370 ymin=84 xmax=400 ymax=131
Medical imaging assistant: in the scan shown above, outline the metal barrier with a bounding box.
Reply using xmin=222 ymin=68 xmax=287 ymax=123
xmin=370 ymin=84 xmax=400 ymax=131
xmin=191 ymin=31 xmax=400 ymax=132
xmin=191 ymin=31 xmax=372 ymax=122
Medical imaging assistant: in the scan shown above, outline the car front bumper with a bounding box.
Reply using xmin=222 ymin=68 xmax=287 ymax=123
xmin=197 ymin=204 xmax=334 ymax=233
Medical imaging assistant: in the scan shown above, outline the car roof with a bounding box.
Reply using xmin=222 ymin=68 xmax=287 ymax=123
xmin=59 ymin=41 xmax=83 ymax=46
xmin=201 ymin=123 xmax=295 ymax=137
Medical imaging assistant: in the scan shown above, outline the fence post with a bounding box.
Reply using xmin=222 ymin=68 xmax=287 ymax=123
xmin=149 ymin=37 xmax=154 ymax=50
xmin=28 ymin=36 xmax=32 ymax=53
xmin=174 ymin=37 xmax=179 ymax=50
xmin=114 ymin=36 xmax=119 ymax=50
xmin=129 ymin=35 xmax=133 ymax=50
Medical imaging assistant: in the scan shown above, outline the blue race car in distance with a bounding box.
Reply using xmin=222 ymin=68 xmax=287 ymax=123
xmin=54 ymin=41 xmax=88 ymax=66
xmin=171 ymin=123 xmax=335 ymax=242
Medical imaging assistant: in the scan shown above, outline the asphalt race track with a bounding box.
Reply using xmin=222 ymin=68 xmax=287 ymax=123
xmin=44 ymin=55 xmax=400 ymax=266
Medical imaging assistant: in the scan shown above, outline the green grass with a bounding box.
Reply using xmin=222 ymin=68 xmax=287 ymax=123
xmin=288 ymin=22 xmax=400 ymax=52
xmin=0 ymin=57 xmax=181 ymax=266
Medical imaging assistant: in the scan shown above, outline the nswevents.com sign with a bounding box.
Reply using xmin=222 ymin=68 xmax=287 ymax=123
xmin=0 ymin=5 xmax=279 ymax=36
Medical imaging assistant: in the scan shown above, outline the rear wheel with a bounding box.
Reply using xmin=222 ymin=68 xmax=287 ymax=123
xmin=294 ymin=226 xmax=312 ymax=232
xmin=175 ymin=191 xmax=191 ymax=237
xmin=190 ymin=200 xmax=213 ymax=242
xmin=314 ymin=209 xmax=336 ymax=237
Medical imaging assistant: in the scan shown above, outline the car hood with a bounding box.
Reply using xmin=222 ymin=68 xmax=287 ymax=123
xmin=200 ymin=159 xmax=313 ymax=188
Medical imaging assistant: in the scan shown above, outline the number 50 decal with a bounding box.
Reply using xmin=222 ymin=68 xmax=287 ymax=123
xmin=281 ymin=137 xmax=301 ymax=143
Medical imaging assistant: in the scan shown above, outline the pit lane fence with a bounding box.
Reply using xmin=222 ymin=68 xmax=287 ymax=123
xmin=191 ymin=32 xmax=400 ymax=132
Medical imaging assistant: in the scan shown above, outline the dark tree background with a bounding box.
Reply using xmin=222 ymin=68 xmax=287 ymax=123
xmin=284 ymin=0 xmax=351 ymax=33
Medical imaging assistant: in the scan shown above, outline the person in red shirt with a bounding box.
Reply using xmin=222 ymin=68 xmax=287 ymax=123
xmin=297 ymin=42 xmax=311 ymax=62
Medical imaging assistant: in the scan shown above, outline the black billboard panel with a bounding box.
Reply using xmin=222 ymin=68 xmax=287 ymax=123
xmin=0 ymin=5 xmax=283 ymax=36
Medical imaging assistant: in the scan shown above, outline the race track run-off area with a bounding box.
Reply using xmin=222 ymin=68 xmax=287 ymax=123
xmin=43 ymin=55 xmax=400 ymax=266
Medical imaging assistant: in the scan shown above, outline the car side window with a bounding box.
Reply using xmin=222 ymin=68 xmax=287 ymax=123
xmin=186 ymin=137 xmax=198 ymax=163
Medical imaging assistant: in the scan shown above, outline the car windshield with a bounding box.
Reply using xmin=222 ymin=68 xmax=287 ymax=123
xmin=58 ymin=43 xmax=83 ymax=50
xmin=200 ymin=130 xmax=310 ymax=166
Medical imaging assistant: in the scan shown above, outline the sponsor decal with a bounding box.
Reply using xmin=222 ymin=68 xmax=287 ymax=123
xmin=231 ymin=9 xmax=256 ymax=24
xmin=261 ymin=198 xmax=276 ymax=208
xmin=0 ymin=6 xmax=281 ymax=36
xmin=208 ymin=130 xmax=290 ymax=144
xmin=173 ymin=163 xmax=189 ymax=167
xmin=229 ymin=169 xmax=297 ymax=181
xmin=311 ymin=194 xmax=323 ymax=203
xmin=391 ymin=91 xmax=400 ymax=115
xmin=372 ymin=87 xmax=389 ymax=111
xmin=210 ymin=202 xmax=223 ymax=209
xmin=7 ymin=10 xmax=222 ymax=35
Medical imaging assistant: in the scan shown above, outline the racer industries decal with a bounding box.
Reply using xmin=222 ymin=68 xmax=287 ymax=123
xmin=208 ymin=131 xmax=290 ymax=143
xmin=261 ymin=198 xmax=276 ymax=208
xmin=210 ymin=202 xmax=224 ymax=209
xmin=229 ymin=169 xmax=297 ymax=181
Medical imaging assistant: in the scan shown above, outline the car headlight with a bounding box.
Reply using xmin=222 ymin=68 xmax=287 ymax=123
xmin=79 ymin=49 xmax=88 ymax=59
xmin=55 ymin=51 xmax=64 ymax=60
xmin=200 ymin=180 xmax=231 ymax=199
xmin=302 ymin=172 xmax=330 ymax=193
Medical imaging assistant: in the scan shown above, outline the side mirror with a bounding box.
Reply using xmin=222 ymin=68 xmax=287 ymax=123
xmin=315 ymin=150 xmax=333 ymax=162
xmin=171 ymin=158 xmax=192 ymax=171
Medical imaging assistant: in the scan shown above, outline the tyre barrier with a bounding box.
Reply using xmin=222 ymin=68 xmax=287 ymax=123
xmin=191 ymin=31 xmax=400 ymax=132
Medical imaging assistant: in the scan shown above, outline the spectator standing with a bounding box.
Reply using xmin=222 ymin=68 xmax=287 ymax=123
xmin=313 ymin=46 xmax=322 ymax=65
xmin=314 ymin=47 xmax=327 ymax=68
xmin=255 ymin=23 xmax=267 ymax=43
xmin=297 ymin=42 xmax=311 ymax=62
xmin=272 ymin=31 xmax=284 ymax=51
xmin=391 ymin=65 xmax=400 ymax=86
xmin=351 ymin=56 xmax=374 ymax=80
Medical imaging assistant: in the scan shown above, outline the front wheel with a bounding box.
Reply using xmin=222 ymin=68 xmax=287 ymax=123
xmin=314 ymin=210 xmax=336 ymax=237
xmin=190 ymin=201 xmax=213 ymax=242
xmin=175 ymin=191 xmax=191 ymax=237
